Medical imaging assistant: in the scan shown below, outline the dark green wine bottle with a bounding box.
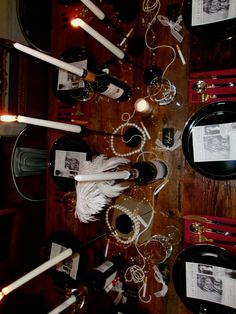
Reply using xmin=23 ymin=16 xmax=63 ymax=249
xmin=91 ymin=71 xmax=132 ymax=102
xmin=53 ymin=46 xmax=96 ymax=104
xmin=131 ymin=160 xmax=167 ymax=185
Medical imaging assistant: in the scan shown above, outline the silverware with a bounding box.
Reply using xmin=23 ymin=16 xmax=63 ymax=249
xmin=196 ymin=74 xmax=236 ymax=80
xmin=191 ymin=93 xmax=236 ymax=103
xmin=192 ymin=80 xmax=236 ymax=93
xmin=189 ymin=222 xmax=236 ymax=237
xmin=190 ymin=234 xmax=236 ymax=246
xmin=184 ymin=215 xmax=236 ymax=228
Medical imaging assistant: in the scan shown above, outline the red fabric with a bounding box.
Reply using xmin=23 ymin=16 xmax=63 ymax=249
xmin=188 ymin=68 xmax=236 ymax=104
xmin=184 ymin=215 xmax=236 ymax=253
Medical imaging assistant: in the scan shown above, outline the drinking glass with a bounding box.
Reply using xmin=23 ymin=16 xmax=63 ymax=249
xmin=147 ymin=76 xmax=183 ymax=110
xmin=143 ymin=225 xmax=181 ymax=265
xmin=162 ymin=225 xmax=182 ymax=245
xmin=143 ymin=234 xmax=173 ymax=265
xmin=62 ymin=191 xmax=76 ymax=212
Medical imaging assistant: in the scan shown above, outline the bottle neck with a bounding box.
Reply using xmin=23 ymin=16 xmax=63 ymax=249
xmin=128 ymin=168 xmax=139 ymax=180
xmin=81 ymin=69 xmax=96 ymax=82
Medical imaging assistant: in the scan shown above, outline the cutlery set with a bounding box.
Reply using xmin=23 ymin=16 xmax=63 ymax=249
xmin=188 ymin=68 xmax=236 ymax=104
xmin=183 ymin=214 xmax=236 ymax=253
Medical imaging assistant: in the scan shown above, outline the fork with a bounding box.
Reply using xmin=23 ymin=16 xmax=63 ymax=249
xmin=190 ymin=234 xmax=236 ymax=246
xmin=189 ymin=222 xmax=236 ymax=237
xmin=184 ymin=215 xmax=236 ymax=228
xmin=191 ymin=93 xmax=236 ymax=103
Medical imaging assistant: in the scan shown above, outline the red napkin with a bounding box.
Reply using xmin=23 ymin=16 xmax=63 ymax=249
xmin=184 ymin=215 xmax=236 ymax=253
xmin=188 ymin=68 xmax=236 ymax=104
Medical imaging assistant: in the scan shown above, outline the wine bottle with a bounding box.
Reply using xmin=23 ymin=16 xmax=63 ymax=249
xmin=85 ymin=255 xmax=126 ymax=292
xmin=74 ymin=160 xmax=167 ymax=184
xmin=43 ymin=231 xmax=85 ymax=285
xmin=90 ymin=70 xmax=132 ymax=102
xmin=53 ymin=46 xmax=96 ymax=104
xmin=131 ymin=160 xmax=167 ymax=185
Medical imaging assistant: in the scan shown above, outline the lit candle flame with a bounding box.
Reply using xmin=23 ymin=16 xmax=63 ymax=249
xmin=0 ymin=291 xmax=5 ymax=301
xmin=0 ymin=115 xmax=17 ymax=122
xmin=70 ymin=18 xmax=81 ymax=28
xmin=134 ymin=98 xmax=152 ymax=114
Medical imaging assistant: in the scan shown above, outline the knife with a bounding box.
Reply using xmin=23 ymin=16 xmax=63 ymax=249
xmin=184 ymin=215 xmax=236 ymax=228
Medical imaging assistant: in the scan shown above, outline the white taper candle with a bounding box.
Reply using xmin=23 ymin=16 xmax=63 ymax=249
xmin=17 ymin=115 xmax=82 ymax=132
xmin=80 ymin=0 xmax=105 ymax=20
xmin=2 ymin=248 xmax=73 ymax=296
xmin=13 ymin=43 xmax=85 ymax=76
xmin=48 ymin=295 xmax=77 ymax=314
xmin=76 ymin=19 xmax=125 ymax=60
xmin=74 ymin=170 xmax=130 ymax=182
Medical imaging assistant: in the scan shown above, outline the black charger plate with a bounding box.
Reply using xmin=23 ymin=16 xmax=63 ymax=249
xmin=182 ymin=0 xmax=236 ymax=40
xmin=182 ymin=101 xmax=236 ymax=180
xmin=173 ymin=244 xmax=236 ymax=314
xmin=48 ymin=134 xmax=92 ymax=191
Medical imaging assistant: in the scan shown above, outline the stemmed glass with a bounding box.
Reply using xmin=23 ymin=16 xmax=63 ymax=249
xmin=62 ymin=191 xmax=76 ymax=212
xmin=143 ymin=225 xmax=181 ymax=265
xmin=147 ymin=76 xmax=183 ymax=110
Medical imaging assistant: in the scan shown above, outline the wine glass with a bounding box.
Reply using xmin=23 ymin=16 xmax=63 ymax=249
xmin=143 ymin=225 xmax=181 ymax=265
xmin=162 ymin=225 xmax=182 ymax=245
xmin=62 ymin=191 xmax=76 ymax=212
xmin=143 ymin=234 xmax=173 ymax=265
xmin=147 ymin=76 xmax=183 ymax=110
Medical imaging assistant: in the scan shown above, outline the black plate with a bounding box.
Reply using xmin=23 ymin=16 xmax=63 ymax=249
xmin=48 ymin=134 xmax=92 ymax=191
xmin=182 ymin=101 xmax=236 ymax=180
xmin=17 ymin=0 xmax=51 ymax=53
xmin=173 ymin=244 xmax=236 ymax=314
xmin=182 ymin=0 xmax=236 ymax=40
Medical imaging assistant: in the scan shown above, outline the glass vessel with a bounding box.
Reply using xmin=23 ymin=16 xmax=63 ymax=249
xmin=147 ymin=76 xmax=183 ymax=110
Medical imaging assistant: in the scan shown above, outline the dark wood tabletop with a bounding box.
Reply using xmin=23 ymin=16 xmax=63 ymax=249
xmin=45 ymin=0 xmax=236 ymax=313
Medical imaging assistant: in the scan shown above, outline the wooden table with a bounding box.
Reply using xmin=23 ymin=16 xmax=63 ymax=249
xmin=45 ymin=0 xmax=236 ymax=313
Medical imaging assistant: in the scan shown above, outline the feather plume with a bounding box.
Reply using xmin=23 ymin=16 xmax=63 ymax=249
xmin=78 ymin=154 xmax=130 ymax=174
xmin=97 ymin=181 xmax=128 ymax=198
xmin=75 ymin=155 xmax=131 ymax=223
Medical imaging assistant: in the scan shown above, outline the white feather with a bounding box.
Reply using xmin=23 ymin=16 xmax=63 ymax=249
xmin=97 ymin=181 xmax=128 ymax=198
xmin=75 ymin=155 xmax=131 ymax=223
xmin=79 ymin=155 xmax=130 ymax=174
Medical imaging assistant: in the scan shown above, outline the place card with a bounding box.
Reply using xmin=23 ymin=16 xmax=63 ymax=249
xmin=162 ymin=128 xmax=174 ymax=148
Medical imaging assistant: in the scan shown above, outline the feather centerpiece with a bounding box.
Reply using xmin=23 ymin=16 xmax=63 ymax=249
xmin=75 ymin=155 xmax=131 ymax=223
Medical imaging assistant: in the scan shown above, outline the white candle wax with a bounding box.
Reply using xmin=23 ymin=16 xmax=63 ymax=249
xmin=80 ymin=0 xmax=105 ymax=20
xmin=48 ymin=295 xmax=77 ymax=314
xmin=176 ymin=44 xmax=186 ymax=65
xmin=2 ymin=248 xmax=72 ymax=295
xmin=13 ymin=43 xmax=85 ymax=76
xmin=75 ymin=170 xmax=130 ymax=182
xmin=17 ymin=115 xmax=82 ymax=133
xmin=134 ymin=98 xmax=152 ymax=114
xmin=77 ymin=19 xmax=125 ymax=60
